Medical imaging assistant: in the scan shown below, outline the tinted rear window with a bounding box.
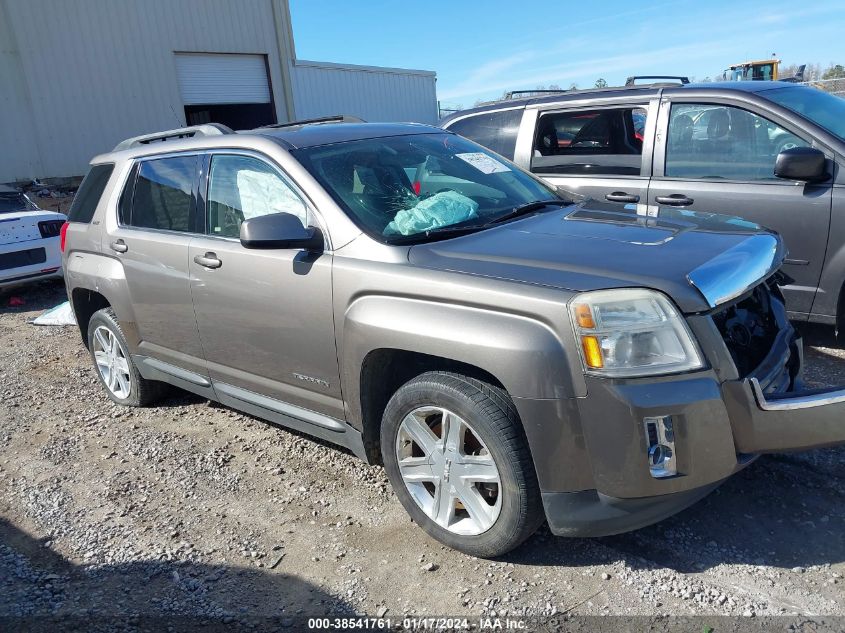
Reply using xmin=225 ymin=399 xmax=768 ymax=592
xmin=67 ymin=163 xmax=114 ymax=223
xmin=446 ymin=109 xmax=523 ymax=159
xmin=127 ymin=156 xmax=196 ymax=232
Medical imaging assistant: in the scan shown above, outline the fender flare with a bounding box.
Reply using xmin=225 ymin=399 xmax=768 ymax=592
xmin=340 ymin=294 xmax=581 ymax=426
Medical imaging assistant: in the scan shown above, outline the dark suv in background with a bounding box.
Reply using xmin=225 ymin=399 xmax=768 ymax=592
xmin=441 ymin=81 xmax=845 ymax=340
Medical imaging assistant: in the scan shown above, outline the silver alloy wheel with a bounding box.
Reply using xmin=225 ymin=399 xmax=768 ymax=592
xmin=396 ymin=406 xmax=502 ymax=536
xmin=92 ymin=325 xmax=131 ymax=399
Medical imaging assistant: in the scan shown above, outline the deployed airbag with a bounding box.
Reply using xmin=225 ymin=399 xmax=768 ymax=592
xmin=384 ymin=191 xmax=479 ymax=236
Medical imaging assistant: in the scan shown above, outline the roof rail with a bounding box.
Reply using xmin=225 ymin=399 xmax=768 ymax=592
xmin=503 ymin=89 xmax=569 ymax=100
xmin=259 ymin=115 xmax=365 ymax=129
xmin=113 ymin=123 xmax=233 ymax=151
xmin=625 ymin=75 xmax=690 ymax=86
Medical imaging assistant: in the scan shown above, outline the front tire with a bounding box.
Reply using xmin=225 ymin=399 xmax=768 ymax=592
xmin=87 ymin=307 xmax=165 ymax=407
xmin=381 ymin=372 xmax=543 ymax=557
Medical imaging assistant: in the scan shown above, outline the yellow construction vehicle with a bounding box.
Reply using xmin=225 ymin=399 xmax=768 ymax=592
xmin=724 ymin=58 xmax=781 ymax=81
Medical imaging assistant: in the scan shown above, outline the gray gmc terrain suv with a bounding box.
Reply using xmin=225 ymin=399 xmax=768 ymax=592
xmin=63 ymin=119 xmax=845 ymax=557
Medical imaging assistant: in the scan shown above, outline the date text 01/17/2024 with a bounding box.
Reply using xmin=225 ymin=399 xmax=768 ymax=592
xmin=306 ymin=617 xmax=529 ymax=630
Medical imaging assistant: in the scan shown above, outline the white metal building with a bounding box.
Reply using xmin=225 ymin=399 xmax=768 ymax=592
xmin=0 ymin=0 xmax=437 ymax=182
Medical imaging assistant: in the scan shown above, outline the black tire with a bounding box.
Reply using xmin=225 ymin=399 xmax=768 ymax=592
xmin=87 ymin=307 xmax=166 ymax=407
xmin=380 ymin=371 xmax=543 ymax=558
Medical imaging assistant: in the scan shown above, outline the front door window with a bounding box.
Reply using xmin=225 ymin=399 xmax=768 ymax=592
xmin=207 ymin=154 xmax=307 ymax=238
xmin=665 ymin=104 xmax=809 ymax=181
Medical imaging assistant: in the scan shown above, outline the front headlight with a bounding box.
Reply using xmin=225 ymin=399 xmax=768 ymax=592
xmin=569 ymin=288 xmax=704 ymax=378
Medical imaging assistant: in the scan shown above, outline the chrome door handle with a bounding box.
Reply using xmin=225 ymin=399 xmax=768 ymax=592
xmin=193 ymin=252 xmax=222 ymax=269
xmin=110 ymin=239 xmax=128 ymax=253
xmin=605 ymin=191 xmax=640 ymax=203
xmin=655 ymin=194 xmax=694 ymax=206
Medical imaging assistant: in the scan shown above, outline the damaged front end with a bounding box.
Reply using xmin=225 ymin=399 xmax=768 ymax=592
xmin=712 ymin=278 xmax=845 ymax=454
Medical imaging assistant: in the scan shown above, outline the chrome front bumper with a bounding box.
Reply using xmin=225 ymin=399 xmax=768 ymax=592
xmin=723 ymin=333 xmax=845 ymax=453
xmin=750 ymin=378 xmax=845 ymax=411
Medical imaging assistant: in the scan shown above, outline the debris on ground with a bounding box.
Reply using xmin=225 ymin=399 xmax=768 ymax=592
xmin=0 ymin=283 xmax=843 ymax=621
xmin=31 ymin=300 xmax=76 ymax=326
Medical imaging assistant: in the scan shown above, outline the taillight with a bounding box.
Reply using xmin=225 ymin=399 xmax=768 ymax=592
xmin=60 ymin=221 xmax=69 ymax=252
xmin=38 ymin=219 xmax=65 ymax=238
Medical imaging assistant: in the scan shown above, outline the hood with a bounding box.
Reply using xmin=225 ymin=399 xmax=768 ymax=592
xmin=408 ymin=200 xmax=784 ymax=313
xmin=0 ymin=209 xmax=67 ymax=247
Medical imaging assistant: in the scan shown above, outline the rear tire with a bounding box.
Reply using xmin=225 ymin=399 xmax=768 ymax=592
xmin=87 ymin=307 xmax=166 ymax=407
xmin=381 ymin=371 xmax=543 ymax=558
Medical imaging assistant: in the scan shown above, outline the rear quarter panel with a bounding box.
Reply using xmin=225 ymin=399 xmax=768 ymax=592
xmin=63 ymin=159 xmax=141 ymax=346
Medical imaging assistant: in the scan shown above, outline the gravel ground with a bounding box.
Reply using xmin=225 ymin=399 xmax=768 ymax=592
xmin=0 ymin=282 xmax=843 ymax=629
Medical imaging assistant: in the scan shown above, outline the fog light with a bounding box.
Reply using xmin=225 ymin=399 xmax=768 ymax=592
xmin=644 ymin=416 xmax=677 ymax=478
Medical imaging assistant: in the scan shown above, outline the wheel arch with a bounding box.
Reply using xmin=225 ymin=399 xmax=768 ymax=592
xmin=341 ymin=295 xmax=581 ymax=466
xmin=70 ymin=288 xmax=111 ymax=349
xmin=65 ymin=252 xmax=139 ymax=350
xmin=358 ymin=349 xmax=508 ymax=464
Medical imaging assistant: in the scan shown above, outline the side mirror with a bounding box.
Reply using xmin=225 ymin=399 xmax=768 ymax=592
xmin=240 ymin=212 xmax=324 ymax=251
xmin=774 ymin=147 xmax=828 ymax=182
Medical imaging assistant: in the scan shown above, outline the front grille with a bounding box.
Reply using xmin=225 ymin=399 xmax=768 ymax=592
xmin=712 ymin=282 xmax=782 ymax=377
xmin=0 ymin=247 xmax=47 ymax=271
xmin=38 ymin=220 xmax=64 ymax=238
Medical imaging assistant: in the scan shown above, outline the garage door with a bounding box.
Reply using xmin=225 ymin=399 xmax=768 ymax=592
xmin=175 ymin=53 xmax=271 ymax=105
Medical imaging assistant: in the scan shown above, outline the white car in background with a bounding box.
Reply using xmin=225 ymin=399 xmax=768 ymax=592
xmin=0 ymin=185 xmax=66 ymax=289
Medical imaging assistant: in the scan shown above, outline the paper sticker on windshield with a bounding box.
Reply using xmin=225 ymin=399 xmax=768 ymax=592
xmin=455 ymin=152 xmax=511 ymax=174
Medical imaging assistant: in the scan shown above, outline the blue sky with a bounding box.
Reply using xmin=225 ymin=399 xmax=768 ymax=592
xmin=289 ymin=0 xmax=844 ymax=109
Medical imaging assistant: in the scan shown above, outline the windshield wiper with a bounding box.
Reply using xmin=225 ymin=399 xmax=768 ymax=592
xmin=487 ymin=199 xmax=564 ymax=225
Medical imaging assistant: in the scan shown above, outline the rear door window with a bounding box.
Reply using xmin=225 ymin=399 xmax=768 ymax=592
xmin=67 ymin=163 xmax=114 ymax=222
xmin=446 ymin=109 xmax=523 ymax=159
xmin=530 ymin=107 xmax=648 ymax=176
xmin=127 ymin=156 xmax=197 ymax=232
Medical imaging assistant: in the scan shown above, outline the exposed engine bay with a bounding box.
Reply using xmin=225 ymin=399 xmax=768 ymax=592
xmin=712 ymin=281 xmax=784 ymax=378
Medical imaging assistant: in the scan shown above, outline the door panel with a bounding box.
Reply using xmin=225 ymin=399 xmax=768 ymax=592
xmin=189 ymin=152 xmax=342 ymax=419
xmin=651 ymin=99 xmax=833 ymax=316
xmin=812 ymin=184 xmax=845 ymax=320
xmin=110 ymin=154 xmax=207 ymax=376
xmin=189 ymin=238 xmax=342 ymax=418
xmin=112 ymin=229 xmax=206 ymax=374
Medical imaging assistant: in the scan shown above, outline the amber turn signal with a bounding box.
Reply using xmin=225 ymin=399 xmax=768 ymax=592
xmin=573 ymin=303 xmax=595 ymax=329
xmin=581 ymin=336 xmax=604 ymax=369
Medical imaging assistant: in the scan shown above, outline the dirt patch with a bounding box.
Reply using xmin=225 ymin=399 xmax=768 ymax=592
xmin=1 ymin=282 xmax=843 ymax=624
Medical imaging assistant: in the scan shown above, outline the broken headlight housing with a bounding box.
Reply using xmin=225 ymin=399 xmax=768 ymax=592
xmin=570 ymin=288 xmax=704 ymax=378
